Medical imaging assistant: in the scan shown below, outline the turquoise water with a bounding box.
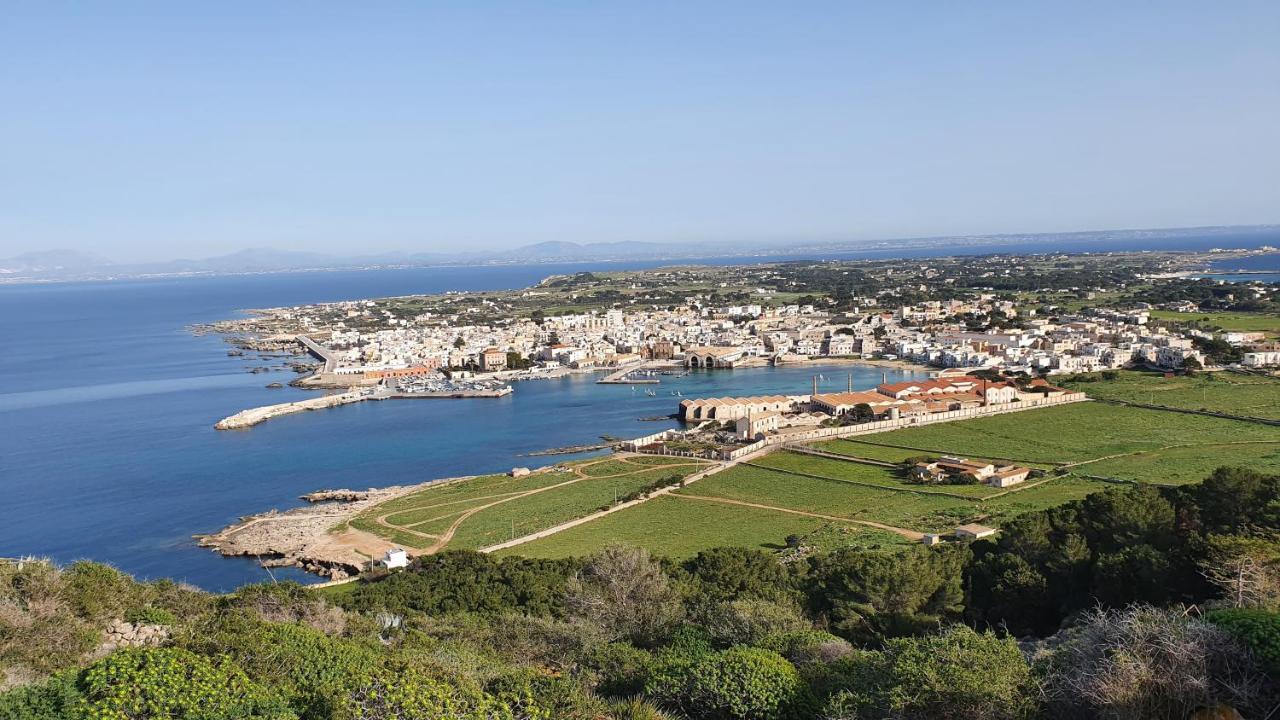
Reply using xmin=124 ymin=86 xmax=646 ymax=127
xmin=0 ymin=267 xmax=921 ymax=590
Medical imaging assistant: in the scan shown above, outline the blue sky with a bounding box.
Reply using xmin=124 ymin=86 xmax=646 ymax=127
xmin=2 ymin=2 xmax=1277 ymax=261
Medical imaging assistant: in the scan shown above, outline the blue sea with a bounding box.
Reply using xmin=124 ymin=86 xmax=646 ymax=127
xmin=1203 ymin=253 xmax=1280 ymax=284
xmin=2 ymin=237 xmax=1277 ymax=591
xmin=0 ymin=263 xmax=926 ymax=590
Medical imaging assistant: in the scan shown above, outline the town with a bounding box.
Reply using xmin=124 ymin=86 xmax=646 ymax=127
xmin=205 ymin=249 xmax=1278 ymax=429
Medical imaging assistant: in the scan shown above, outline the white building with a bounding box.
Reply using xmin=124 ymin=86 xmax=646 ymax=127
xmin=380 ymin=548 xmax=409 ymax=569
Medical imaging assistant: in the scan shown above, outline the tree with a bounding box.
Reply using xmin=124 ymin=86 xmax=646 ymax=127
xmin=680 ymin=547 xmax=793 ymax=605
xmin=1199 ymin=534 xmax=1280 ymax=609
xmin=805 ymin=545 xmax=968 ymax=642
xmin=565 ymin=545 xmax=683 ymax=646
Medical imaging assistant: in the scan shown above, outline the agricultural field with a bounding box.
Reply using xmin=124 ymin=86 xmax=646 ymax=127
xmin=1147 ymin=309 xmax=1280 ymax=336
xmin=343 ymin=455 xmax=710 ymax=552
xmin=1061 ymin=370 xmax=1280 ymax=420
xmin=750 ymin=450 xmax=1001 ymax=498
xmin=362 ymin=375 xmax=1280 ymax=562
xmin=849 ymin=401 xmax=1279 ymax=481
xmin=507 ymin=455 xmax=1112 ymax=558
xmin=497 ymin=495 xmax=911 ymax=560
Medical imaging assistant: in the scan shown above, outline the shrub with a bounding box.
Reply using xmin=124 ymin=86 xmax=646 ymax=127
xmin=759 ymin=629 xmax=854 ymax=665
xmin=875 ymin=625 xmax=1032 ymax=720
xmin=1039 ymin=606 xmax=1275 ymax=720
xmin=0 ymin=672 xmax=80 ymax=720
xmin=645 ymin=646 xmax=805 ymax=720
xmin=74 ymin=647 xmax=292 ymax=719
xmin=226 ymin=582 xmax=349 ymax=635
xmin=705 ymin=598 xmax=812 ymax=647
xmin=59 ymin=562 xmax=134 ymax=622
xmin=566 ymin=545 xmax=683 ymax=647
xmin=1205 ymin=608 xmax=1280 ymax=674
xmin=340 ymin=667 xmax=517 ymax=720
xmin=124 ymin=606 xmax=176 ymax=626
xmin=184 ymin=611 xmax=379 ymax=718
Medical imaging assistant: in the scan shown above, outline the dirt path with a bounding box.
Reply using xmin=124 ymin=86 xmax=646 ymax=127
xmin=671 ymin=493 xmax=924 ymax=540
xmin=423 ymin=476 xmax=584 ymax=552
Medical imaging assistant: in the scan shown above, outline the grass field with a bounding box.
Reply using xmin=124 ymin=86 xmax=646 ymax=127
xmin=847 ymin=402 xmax=1279 ymax=480
xmin=495 ymin=495 xmax=908 ymax=560
xmin=750 ymin=450 xmax=1000 ymax=498
xmin=345 ymin=455 xmax=710 ymax=552
xmin=1148 ymin=309 xmax=1280 ymax=336
xmin=357 ymin=374 xmax=1280 ymax=562
xmin=1062 ymin=370 xmax=1280 ymax=420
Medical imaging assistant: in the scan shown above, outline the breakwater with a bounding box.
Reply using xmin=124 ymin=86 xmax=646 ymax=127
xmin=215 ymin=386 xmax=513 ymax=429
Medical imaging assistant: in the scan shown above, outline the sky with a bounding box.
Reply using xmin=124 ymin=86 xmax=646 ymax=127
xmin=1 ymin=2 xmax=1278 ymax=262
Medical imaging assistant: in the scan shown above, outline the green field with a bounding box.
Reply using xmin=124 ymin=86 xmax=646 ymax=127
xmin=495 ymin=495 xmax=907 ymax=560
xmin=750 ymin=450 xmax=1000 ymax=498
xmin=1062 ymin=370 xmax=1280 ymax=420
xmin=345 ymin=455 xmax=709 ymax=551
xmin=850 ymin=402 xmax=1279 ymax=479
xmin=1148 ymin=309 xmax=1280 ymax=336
xmin=361 ymin=375 xmax=1280 ymax=562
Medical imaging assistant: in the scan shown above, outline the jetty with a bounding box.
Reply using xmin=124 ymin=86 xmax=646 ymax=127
xmin=215 ymin=385 xmax=513 ymax=430
xmin=215 ymin=390 xmax=372 ymax=429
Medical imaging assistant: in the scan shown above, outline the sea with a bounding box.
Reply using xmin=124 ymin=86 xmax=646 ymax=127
xmin=2 ymin=239 xmax=1277 ymax=591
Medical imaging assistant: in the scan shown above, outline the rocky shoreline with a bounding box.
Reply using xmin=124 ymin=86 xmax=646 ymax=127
xmin=194 ymin=478 xmax=472 ymax=580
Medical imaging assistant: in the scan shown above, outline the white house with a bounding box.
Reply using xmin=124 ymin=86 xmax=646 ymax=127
xmin=380 ymin=548 xmax=409 ymax=569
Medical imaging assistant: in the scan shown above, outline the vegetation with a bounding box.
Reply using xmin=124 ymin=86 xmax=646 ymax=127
xmin=1060 ymin=369 xmax=1280 ymax=420
xmin=5 ymin=465 xmax=1280 ymax=718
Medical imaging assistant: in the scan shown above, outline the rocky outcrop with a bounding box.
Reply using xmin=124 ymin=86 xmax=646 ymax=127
xmin=301 ymin=489 xmax=373 ymax=503
xmin=97 ymin=620 xmax=169 ymax=654
xmin=195 ymin=477 xmax=469 ymax=581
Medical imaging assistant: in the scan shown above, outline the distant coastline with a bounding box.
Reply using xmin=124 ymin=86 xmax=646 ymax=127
xmin=4 ymin=224 xmax=1278 ymax=286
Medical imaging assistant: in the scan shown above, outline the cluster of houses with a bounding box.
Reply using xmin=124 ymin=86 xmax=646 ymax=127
xmin=909 ymin=456 xmax=1034 ymax=488
xmin=255 ymin=269 xmax=1276 ymax=382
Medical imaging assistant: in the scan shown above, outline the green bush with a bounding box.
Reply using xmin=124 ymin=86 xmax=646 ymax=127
xmin=758 ymin=629 xmax=854 ymax=665
xmin=873 ymin=626 xmax=1032 ymax=720
xmin=75 ymin=647 xmax=292 ymax=719
xmin=124 ymin=605 xmax=177 ymax=626
xmin=59 ymin=562 xmax=134 ymax=621
xmin=705 ymin=598 xmax=812 ymax=648
xmin=645 ymin=646 xmax=805 ymax=719
xmin=0 ymin=671 xmax=80 ymax=720
xmin=1205 ymin=608 xmax=1280 ymax=673
xmin=183 ymin=611 xmax=379 ymax=718
xmin=340 ymin=667 xmax=521 ymax=720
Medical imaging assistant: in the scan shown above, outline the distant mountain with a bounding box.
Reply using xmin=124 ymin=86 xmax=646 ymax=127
xmin=3 ymin=224 xmax=1277 ymax=283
